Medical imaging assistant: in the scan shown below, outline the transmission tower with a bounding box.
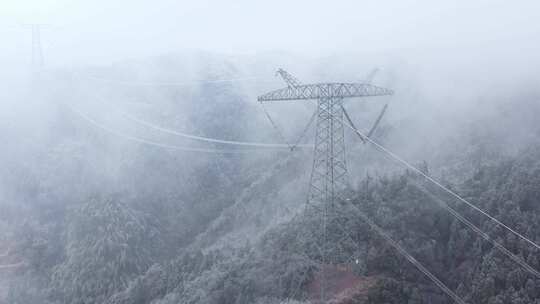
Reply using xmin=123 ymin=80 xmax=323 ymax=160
xmin=258 ymin=69 xmax=393 ymax=302
xmin=31 ymin=25 xmax=44 ymax=70
xmin=21 ymin=24 xmax=47 ymax=71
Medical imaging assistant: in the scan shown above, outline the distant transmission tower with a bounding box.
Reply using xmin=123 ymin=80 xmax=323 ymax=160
xmin=258 ymin=69 xmax=393 ymax=302
xmin=31 ymin=25 xmax=44 ymax=70
xmin=21 ymin=24 xmax=47 ymax=71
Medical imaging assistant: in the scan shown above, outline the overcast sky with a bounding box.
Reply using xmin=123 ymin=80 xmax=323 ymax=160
xmin=1 ymin=0 xmax=540 ymax=69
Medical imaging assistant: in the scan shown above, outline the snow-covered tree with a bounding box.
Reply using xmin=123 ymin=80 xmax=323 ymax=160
xmin=50 ymin=197 xmax=162 ymax=303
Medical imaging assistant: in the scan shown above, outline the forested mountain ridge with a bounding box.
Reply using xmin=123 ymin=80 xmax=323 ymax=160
xmin=136 ymin=144 xmax=540 ymax=304
xmin=62 ymin=143 xmax=540 ymax=304
xmin=4 ymin=127 xmax=540 ymax=304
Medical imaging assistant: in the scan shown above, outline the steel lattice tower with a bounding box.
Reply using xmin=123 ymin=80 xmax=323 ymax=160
xmin=258 ymin=69 xmax=393 ymax=303
xmin=309 ymin=96 xmax=348 ymax=208
xmin=259 ymin=69 xmax=392 ymax=209
xmin=21 ymin=23 xmax=49 ymax=72
xmin=31 ymin=24 xmax=44 ymax=70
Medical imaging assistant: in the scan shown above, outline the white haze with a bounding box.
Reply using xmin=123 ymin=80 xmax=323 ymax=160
xmin=0 ymin=0 xmax=539 ymax=192
xmin=1 ymin=0 xmax=539 ymax=66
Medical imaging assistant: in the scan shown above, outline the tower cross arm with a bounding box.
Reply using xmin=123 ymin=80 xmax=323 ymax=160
xmin=257 ymin=82 xmax=393 ymax=102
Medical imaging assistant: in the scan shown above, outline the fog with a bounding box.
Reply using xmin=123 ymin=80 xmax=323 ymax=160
xmin=1 ymin=1 xmax=540 ymax=304
xmin=2 ymin=0 xmax=540 ymax=65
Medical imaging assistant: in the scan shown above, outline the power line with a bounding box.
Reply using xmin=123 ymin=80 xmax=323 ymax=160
xmin=81 ymin=74 xmax=274 ymax=87
xmin=336 ymin=114 xmax=540 ymax=252
xmin=69 ymin=71 xmax=309 ymax=149
xmin=117 ymin=108 xmax=312 ymax=149
xmin=259 ymin=102 xmax=294 ymax=150
xmin=290 ymin=108 xmax=318 ymax=150
xmin=339 ymin=200 xmax=468 ymax=304
xmin=300 ymin=198 xmax=468 ymax=304
xmin=65 ymin=104 xmax=283 ymax=155
xmin=283 ymin=187 xmax=468 ymax=303
xmin=411 ymin=181 xmax=540 ymax=278
xmin=0 ymin=262 xmax=25 ymax=270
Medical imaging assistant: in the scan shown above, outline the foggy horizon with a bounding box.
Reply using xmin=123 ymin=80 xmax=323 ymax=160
xmin=2 ymin=1 xmax=540 ymax=66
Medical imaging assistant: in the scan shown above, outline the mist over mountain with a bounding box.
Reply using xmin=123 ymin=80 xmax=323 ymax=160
xmin=1 ymin=25 xmax=540 ymax=304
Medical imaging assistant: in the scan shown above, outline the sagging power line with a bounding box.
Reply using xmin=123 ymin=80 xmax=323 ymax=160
xmin=118 ymin=108 xmax=313 ymax=149
xmin=334 ymin=111 xmax=540 ymax=279
xmin=65 ymin=104 xmax=284 ymax=154
xmin=338 ymin=200 xmax=468 ymax=304
xmin=78 ymin=74 xmax=277 ymax=87
xmin=411 ymin=181 xmax=540 ymax=278
xmin=68 ymin=72 xmax=312 ymax=151
xmin=336 ymin=114 xmax=540 ymax=252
